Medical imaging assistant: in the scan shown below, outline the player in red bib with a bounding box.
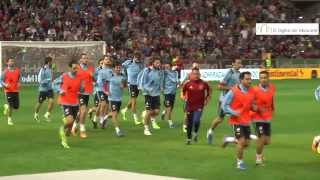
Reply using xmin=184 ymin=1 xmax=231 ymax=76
xmin=71 ymin=53 xmax=94 ymax=139
xmin=53 ymin=60 xmax=83 ymax=149
xmin=1 ymin=58 xmax=20 ymax=126
xmin=221 ymin=71 xmax=256 ymax=170
xmin=251 ymin=71 xmax=275 ymax=166
xmin=182 ymin=68 xmax=211 ymax=144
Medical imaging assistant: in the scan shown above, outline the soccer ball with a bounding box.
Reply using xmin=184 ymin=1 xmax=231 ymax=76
xmin=311 ymin=135 xmax=320 ymax=153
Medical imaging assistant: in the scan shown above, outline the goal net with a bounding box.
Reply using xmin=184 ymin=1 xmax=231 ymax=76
xmin=0 ymin=41 xmax=106 ymax=84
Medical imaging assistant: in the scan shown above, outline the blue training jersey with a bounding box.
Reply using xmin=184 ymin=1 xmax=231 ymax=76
xmin=163 ymin=69 xmax=179 ymax=95
xmin=38 ymin=65 xmax=53 ymax=92
xmin=108 ymin=73 xmax=126 ymax=101
xmin=122 ymin=59 xmax=144 ymax=85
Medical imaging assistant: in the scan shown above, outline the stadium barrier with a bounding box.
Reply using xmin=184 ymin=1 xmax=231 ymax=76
xmin=180 ymin=69 xmax=260 ymax=81
xmin=265 ymin=68 xmax=320 ymax=80
xmin=181 ymin=68 xmax=320 ymax=81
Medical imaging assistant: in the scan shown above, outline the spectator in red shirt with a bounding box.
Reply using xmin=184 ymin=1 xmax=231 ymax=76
xmin=182 ymin=68 xmax=211 ymax=145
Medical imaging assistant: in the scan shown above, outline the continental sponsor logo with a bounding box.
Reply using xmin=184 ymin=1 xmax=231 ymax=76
xmin=268 ymin=69 xmax=304 ymax=78
xmin=263 ymin=68 xmax=320 ymax=80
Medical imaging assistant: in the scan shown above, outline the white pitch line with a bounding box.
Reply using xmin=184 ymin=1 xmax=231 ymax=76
xmin=0 ymin=169 xmax=190 ymax=180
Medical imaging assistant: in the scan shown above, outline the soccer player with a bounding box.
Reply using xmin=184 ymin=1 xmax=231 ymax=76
xmin=161 ymin=61 xmax=179 ymax=128
xmin=221 ymin=71 xmax=255 ymax=170
xmin=71 ymin=53 xmax=94 ymax=138
xmin=206 ymin=58 xmax=242 ymax=144
xmin=53 ymin=60 xmax=83 ymax=149
xmin=95 ymin=55 xmax=113 ymax=128
xmin=120 ymin=51 xmax=144 ymax=125
xmin=89 ymin=58 xmax=104 ymax=128
xmin=34 ymin=57 xmax=54 ymax=122
xmin=251 ymin=71 xmax=275 ymax=166
xmin=1 ymin=58 xmax=20 ymax=126
xmin=182 ymin=68 xmax=211 ymax=144
xmin=138 ymin=56 xmax=164 ymax=135
xmin=107 ymin=61 xmax=126 ymax=137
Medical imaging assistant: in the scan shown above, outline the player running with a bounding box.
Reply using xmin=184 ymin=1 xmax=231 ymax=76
xmin=53 ymin=60 xmax=83 ymax=149
xmin=34 ymin=57 xmax=54 ymax=123
xmin=138 ymin=56 xmax=164 ymax=135
xmin=120 ymin=51 xmax=144 ymax=125
xmin=221 ymin=71 xmax=255 ymax=170
xmin=182 ymin=67 xmax=211 ymax=144
xmin=1 ymin=58 xmax=21 ymax=126
xmin=71 ymin=53 xmax=94 ymax=138
xmin=107 ymin=61 xmax=126 ymax=137
xmin=95 ymin=55 xmax=113 ymax=128
xmin=206 ymin=58 xmax=242 ymax=144
xmin=161 ymin=61 xmax=180 ymax=128
xmin=89 ymin=58 xmax=104 ymax=128
xmin=251 ymin=71 xmax=275 ymax=166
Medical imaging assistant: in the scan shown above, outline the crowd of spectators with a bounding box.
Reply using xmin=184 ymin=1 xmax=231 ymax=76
xmin=0 ymin=0 xmax=319 ymax=66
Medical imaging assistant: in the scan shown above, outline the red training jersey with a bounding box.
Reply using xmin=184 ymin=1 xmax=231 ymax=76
xmin=182 ymin=79 xmax=210 ymax=112
xmin=228 ymin=86 xmax=255 ymax=126
xmin=3 ymin=67 xmax=20 ymax=93
xmin=58 ymin=73 xmax=82 ymax=106
xmin=251 ymin=84 xmax=275 ymax=121
xmin=77 ymin=64 xmax=94 ymax=94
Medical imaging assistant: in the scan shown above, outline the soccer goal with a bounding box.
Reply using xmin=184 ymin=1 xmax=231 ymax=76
xmin=0 ymin=41 xmax=106 ymax=83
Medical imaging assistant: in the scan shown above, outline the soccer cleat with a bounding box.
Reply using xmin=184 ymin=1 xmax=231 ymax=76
xmin=134 ymin=119 xmax=142 ymax=125
xmin=92 ymin=120 xmax=98 ymax=129
xmin=34 ymin=113 xmax=40 ymax=123
xmin=3 ymin=104 xmax=9 ymax=116
xmin=193 ymin=134 xmax=198 ymax=143
xmin=88 ymin=108 xmax=94 ymax=120
xmin=237 ymin=162 xmax=247 ymax=170
xmin=207 ymin=130 xmax=213 ymax=144
xmin=59 ymin=127 xmax=70 ymax=149
xmin=120 ymin=109 xmax=127 ymax=121
xmin=152 ymin=121 xmax=161 ymax=129
xmin=169 ymin=123 xmax=175 ymax=129
xmin=161 ymin=111 xmax=165 ymax=121
xmin=8 ymin=119 xmax=14 ymax=126
xmin=317 ymin=145 xmax=320 ymax=154
xmin=71 ymin=127 xmax=77 ymax=137
xmin=144 ymin=129 xmax=152 ymax=136
xmin=221 ymin=136 xmax=230 ymax=148
xmin=80 ymin=131 xmax=87 ymax=139
xmin=183 ymin=126 xmax=187 ymax=133
xmin=101 ymin=119 xmax=108 ymax=129
xmin=186 ymin=139 xmax=192 ymax=145
xmin=255 ymin=159 xmax=264 ymax=166
xmin=44 ymin=112 xmax=51 ymax=122
xmin=116 ymin=130 xmax=124 ymax=137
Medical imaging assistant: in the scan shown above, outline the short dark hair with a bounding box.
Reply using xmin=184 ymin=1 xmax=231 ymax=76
xmin=68 ymin=60 xmax=78 ymax=68
xmin=134 ymin=51 xmax=141 ymax=58
xmin=150 ymin=55 xmax=161 ymax=64
xmin=80 ymin=53 xmax=87 ymax=59
xmin=44 ymin=57 xmax=52 ymax=65
xmin=98 ymin=58 xmax=103 ymax=64
xmin=240 ymin=71 xmax=251 ymax=80
xmin=232 ymin=56 xmax=241 ymax=63
xmin=112 ymin=61 xmax=121 ymax=68
xmin=192 ymin=67 xmax=200 ymax=72
xmin=6 ymin=57 xmax=14 ymax=63
xmin=259 ymin=70 xmax=269 ymax=76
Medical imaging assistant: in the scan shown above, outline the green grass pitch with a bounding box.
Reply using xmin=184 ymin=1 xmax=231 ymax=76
xmin=0 ymin=80 xmax=319 ymax=179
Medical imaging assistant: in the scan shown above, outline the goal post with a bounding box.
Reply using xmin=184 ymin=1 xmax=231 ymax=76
xmin=0 ymin=41 xmax=106 ymax=84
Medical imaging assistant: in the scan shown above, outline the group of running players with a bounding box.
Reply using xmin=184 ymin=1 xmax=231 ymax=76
xmin=0 ymin=53 xmax=275 ymax=170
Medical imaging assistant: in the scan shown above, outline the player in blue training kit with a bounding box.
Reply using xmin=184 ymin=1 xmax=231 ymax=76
xmin=34 ymin=57 xmax=54 ymax=122
xmin=161 ymin=61 xmax=179 ymax=128
xmin=120 ymin=51 xmax=144 ymax=125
